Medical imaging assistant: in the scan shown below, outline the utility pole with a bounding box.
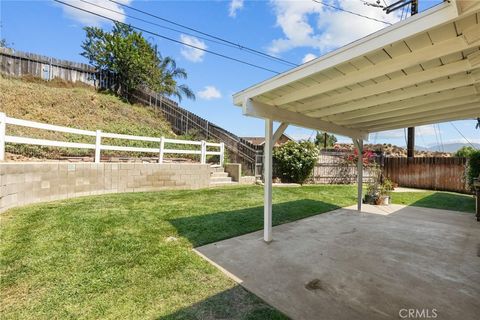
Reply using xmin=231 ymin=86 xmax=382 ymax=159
xmin=407 ymin=0 xmax=418 ymax=158
xmin=383 ymin=0 xmax=424 ymax=157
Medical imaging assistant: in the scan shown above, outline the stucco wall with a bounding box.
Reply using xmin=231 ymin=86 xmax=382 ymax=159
xmin=0 ymin=163 xmax=211 ymax=213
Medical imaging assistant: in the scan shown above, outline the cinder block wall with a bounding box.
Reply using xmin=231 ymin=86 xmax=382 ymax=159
xmin=0 ymin=163 xmax=211 ymax=213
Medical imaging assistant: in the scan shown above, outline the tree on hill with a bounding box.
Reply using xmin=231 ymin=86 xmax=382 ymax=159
xmin=314 ymin=131 xmax=337 ymax=149
xmin=81 ymin=22 xmax=194 ymax=101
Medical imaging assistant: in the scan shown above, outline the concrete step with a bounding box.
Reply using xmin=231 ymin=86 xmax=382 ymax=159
xmin=211 ymin=172 xmax=229 ymax=178
xmin=210 ymin=176 xmax=233 ymax=183
xmin=210 ymin=181 xmax=238 ymax=186
xmin=210 ymin=165 xmax=224 ymax=173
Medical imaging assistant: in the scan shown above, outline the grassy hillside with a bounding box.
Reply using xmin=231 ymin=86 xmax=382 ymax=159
xmin=0 ymin=75 xmax=176 ymax=159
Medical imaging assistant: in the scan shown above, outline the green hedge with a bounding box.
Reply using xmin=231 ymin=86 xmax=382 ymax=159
xmin=273 ymin=141 xmax=318 ymax=184
xmin=466 ymin=150 xmax=480 ymax=190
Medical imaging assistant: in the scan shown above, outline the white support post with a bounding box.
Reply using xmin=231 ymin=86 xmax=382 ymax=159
xmin=159 ymin=136 xmax=165 ymax=163
xmin=354 ymin=139 xmax=364 ymax=212
xmin=94 ymin=130 xmax=102 ymax=163
xmin=219 ymin=142 xmax=225 ymax=166
xmin=201 ymin=140 xmax=206 ymax=164
xmin=0 ymin=112 xmax=5 ymax=161
xmin=264 ymin=119 xmax=273 ymax=243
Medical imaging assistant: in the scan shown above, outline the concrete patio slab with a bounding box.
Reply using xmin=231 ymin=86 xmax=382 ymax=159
xmin=196 ymin=205 xmax=480 ymax=320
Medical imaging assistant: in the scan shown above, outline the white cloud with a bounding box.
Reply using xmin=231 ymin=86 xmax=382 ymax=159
xmin=302 ymin=53 xmax=317 ymax=63
xmin=268 ymin=0 xmax=400 ymax=55
xmin=180 ymin=34 xmax=207 ymax=62
xmin=229 ymin=0 xmax=244 ymax=17
xmin=197 ymin=86 xmax=222 ymax=100
xmin=59 ymin=0 xmax=132 ymax=25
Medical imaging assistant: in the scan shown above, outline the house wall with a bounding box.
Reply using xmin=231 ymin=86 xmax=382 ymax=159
xmin=0 ymin=163 xmax=211 ymax=213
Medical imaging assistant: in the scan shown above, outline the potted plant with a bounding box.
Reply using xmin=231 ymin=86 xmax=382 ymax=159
xmin=363 ymin=172 xmax=394 ymax=206
xmin=363 ymin=163 xmax=381 ymax=205
xmin=375 ymin=179 xmax=393 ymax=205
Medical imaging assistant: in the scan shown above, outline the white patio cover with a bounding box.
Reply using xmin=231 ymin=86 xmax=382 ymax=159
xmin=232 ymin=0 xmax=480 ymax=242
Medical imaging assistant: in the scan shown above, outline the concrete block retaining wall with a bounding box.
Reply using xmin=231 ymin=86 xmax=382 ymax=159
xmin=0 ymin=163 xmax=211 ymax=213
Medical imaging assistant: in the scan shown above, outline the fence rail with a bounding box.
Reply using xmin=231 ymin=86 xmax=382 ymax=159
xmin=0 ymin=112 xmax=224 ymax=165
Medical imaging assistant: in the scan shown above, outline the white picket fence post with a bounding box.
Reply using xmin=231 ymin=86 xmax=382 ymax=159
xmin=159 ymin=136 xmax=165 ymax=163
xmin=94 ymin=130 xmax=102 ymax=163
xmin=0 ymin=112 xmax=5 ymax=161
xmin=220 ymin=142 xmax=225 ymax=166
xmin=201 ymin=140 xmax=206 ymax=164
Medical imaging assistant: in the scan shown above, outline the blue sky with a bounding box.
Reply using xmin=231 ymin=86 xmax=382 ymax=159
xmin=1 ymin=0 xmax=478 ymax=149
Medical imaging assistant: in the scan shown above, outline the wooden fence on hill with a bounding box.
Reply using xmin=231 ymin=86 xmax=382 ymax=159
xmin=0 ymin=47 xmax=98 ymax=85
xmin=0 ymin=48 xmax=262 ymax=174
xmin=383 ymin=157 xmax=468 ymax=193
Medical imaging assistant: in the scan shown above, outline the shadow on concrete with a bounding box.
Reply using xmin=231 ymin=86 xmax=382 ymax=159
xmin=169 ymin=199 xmax=341 ymax=247
xmin=158 ymin=285 xmax=289 ymax=320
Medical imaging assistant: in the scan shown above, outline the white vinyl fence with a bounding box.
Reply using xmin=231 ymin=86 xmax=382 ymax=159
xmin=0 ymin=112 xmax=224 ymax=165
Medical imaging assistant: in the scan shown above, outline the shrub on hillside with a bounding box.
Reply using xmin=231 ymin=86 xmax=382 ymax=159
xmin=273 ymin=141 xmax=318 ymax=184
xmin=466 ymin=150 xmax=480 ymax=190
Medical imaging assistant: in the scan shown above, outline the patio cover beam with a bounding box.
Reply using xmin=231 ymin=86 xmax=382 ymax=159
xmin=329 ymin=87 xmax=479 ymax=124
xmin=305 ymin=73 xmax=479 ymax=118
xmin=272 ymin=122 xmax=289 ymax=146
xmin=293 ymin=59 xmax=472 ymax=113
xmin=243 ymin=99 xmax=367 ymax=140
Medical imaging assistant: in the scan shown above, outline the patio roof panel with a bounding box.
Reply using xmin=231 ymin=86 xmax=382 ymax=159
xmin=233 ymin=1 xmax=480 ymax=137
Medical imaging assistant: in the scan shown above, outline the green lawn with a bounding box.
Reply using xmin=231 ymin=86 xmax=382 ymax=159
xmin=392 ymin=191 xmax=476 ymax=213
xmin=0 ymin=185 xmax=475 ymax=319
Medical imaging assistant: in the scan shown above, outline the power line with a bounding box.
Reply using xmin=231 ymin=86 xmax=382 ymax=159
xmin=432 ymin=124 xmax=440 ymax=151
xmin=54 ymin=0 xmax=281 ymax=74
xmin=79 ymin=0 xmax=294 ymax=68
xmin=78 ymin=1 xmax=233 ymax=49
xmin=437 ymin=123 xmax=445 ymax=152
xmin=109 ymin=0 xmax=298 ymax=67
xmin=312 ymin=0 xmax=393 ymax=25
xmin=450 ymin=122 xmax=478 ymax=149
